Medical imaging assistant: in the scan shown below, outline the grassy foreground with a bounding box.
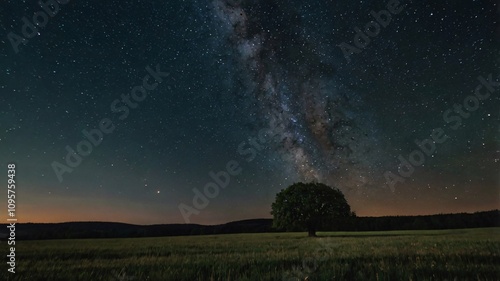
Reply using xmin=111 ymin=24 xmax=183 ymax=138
xmin=4 ymin=228 xmax=500 ymax=281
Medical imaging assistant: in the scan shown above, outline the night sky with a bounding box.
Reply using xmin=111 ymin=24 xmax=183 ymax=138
xmin=0 ymin=0 xmax=498 ymax=225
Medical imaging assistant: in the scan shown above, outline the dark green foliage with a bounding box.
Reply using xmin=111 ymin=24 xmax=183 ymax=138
xmin=271 ymin=182 xmax=353 ymax=236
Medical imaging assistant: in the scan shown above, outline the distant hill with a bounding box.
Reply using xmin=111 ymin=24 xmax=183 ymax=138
xmin=0 ymin=219 xmax=274 ymax=240
xmin=1 ymin=210 xmax=498 ymax=240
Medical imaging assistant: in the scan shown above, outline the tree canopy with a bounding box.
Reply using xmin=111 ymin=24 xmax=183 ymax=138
xmin=271 ymin=182 xmax=353 ymax=236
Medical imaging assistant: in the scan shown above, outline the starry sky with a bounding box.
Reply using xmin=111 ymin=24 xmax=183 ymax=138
xmin=0 ymin=0 xmax=498 ymax=225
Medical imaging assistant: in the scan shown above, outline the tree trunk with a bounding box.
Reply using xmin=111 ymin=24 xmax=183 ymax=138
xmin=308 ymin=228 xmax=316 ymax=237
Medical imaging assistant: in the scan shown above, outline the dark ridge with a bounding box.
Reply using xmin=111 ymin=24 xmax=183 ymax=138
xmin=1 ymin=210 xmax=498 ymax=240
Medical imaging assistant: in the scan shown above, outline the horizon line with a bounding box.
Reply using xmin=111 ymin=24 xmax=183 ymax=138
xmin=3 ymin=209 xmax=498 ymax=226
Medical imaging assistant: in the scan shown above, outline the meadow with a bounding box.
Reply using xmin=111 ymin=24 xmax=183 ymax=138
xmin=4 ymin=228 xmax=500 ymax=281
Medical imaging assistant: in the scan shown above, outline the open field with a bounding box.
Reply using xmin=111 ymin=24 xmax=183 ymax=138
xmin=4 ymin=228 xmax=500 ymax=281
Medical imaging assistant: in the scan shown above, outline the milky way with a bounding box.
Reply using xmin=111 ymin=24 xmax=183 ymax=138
xmin=211 ymin=0 xmax=383 ymax=192
xmin=1 ymin=0 xmax=497 ymax=224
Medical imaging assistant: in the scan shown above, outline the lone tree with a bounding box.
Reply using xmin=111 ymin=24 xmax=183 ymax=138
xmin=271 ymin=182 xmax=353 ymax=237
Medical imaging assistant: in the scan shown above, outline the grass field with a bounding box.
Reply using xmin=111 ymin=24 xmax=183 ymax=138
xmin=4 ymin=228 xmax=500 ymax=281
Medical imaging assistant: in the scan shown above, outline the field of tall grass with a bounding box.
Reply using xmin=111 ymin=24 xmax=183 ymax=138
xmin=4 ymin=227 xmax=499 ymax=280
